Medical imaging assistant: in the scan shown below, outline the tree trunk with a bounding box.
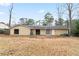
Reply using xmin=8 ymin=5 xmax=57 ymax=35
xmin=68 ymin=4 xmax=72 ymax=36
xmin=9 ymin=4 xmax=13 ymax=34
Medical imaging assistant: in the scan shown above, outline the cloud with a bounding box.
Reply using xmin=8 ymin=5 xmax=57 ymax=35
xmin=38 ymin=10 xmax=46 ymax=14
xmin=0 ymin=3 xmax=11 ymax=7
xmin=0 ymin=12 xmax=5 ymax=15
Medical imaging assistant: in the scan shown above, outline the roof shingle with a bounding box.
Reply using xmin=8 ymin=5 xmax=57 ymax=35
xmin=11 ymin=24 xmax=68 ymax=30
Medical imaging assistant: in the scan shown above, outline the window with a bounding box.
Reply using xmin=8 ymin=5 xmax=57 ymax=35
xmin=36 ymin=29 xmax=40 ymax=35
xmin=46 ymin=29 xmax=51 ymax=34
xmin=14 ymin=29 xmax=19 ymax=34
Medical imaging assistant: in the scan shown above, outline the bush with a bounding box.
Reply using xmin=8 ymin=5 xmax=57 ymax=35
xmin=0 ymin=29 xmax=9 ymax=35
xmin=72 ymin=20 xmax=79 ymax=36
xmin=0 ymin=29 xmax=4 ymax=34
xmin=72 ymin=32 xmax=79 ymax=37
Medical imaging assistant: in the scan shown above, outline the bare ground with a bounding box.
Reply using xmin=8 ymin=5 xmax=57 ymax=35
xmin=0 ymin=35 xmax=79 ymax=56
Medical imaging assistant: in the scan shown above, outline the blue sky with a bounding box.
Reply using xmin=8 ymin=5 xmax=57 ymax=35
xmin=0 ymin=3 xmax=64 ymax=24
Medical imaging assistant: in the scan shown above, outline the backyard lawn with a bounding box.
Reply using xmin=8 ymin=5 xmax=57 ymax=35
xmin=0 ymin=35 xmax=79 ymax=56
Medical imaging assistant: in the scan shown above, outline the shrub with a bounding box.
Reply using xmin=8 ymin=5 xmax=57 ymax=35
xmin=0 ymin=29 xmax=9 ymax=35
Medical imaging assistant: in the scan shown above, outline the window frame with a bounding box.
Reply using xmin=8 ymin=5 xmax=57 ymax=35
xmin=14 ymin=29 xmax=19 ymax=34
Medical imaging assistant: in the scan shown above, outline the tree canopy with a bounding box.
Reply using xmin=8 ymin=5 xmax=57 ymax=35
xmin=26 ymin=19 xmax=35 ymax=25
xmin=43 ymin=12 xmax=54 ymax=26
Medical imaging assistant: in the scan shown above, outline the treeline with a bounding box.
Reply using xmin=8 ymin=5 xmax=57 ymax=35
xmin=19 ymin=12 xmax=66 ymax=26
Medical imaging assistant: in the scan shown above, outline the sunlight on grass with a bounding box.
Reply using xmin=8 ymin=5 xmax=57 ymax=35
xmin=0 ymin=36 xmax=79 ymax=56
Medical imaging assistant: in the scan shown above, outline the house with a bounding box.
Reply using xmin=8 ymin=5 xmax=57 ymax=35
xmin=0 ymin=22 xmax=9 ymax=34
xmin=10 ymin=24 xmax=68 ymax=36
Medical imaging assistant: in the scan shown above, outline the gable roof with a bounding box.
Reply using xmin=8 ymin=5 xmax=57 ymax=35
xmin=10 ymin=24 xmax=68 ymax=30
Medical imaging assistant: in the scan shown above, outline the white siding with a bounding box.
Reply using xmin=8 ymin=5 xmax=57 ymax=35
xmin=52 ymin=30 xmax=55 ymax=35
xmin=10 ymin=26 xmax=30 ymax=35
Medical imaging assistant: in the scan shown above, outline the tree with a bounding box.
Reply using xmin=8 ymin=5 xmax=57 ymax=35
xmin=19 ymin=18 xmax=35 ymax=25
xmin=55 ymin=20 xmax=58 ymax=26
xmin=58 ymin=18 xmax=64 ymax=25
xmin=55 ymin=18 xmax=64 ymax=26
xmin=19 ymin=18 xmax=27 ymax=24
xmin=57 ymin=4 xmax=64 ymax=19
xmin=64 ymin=20 xmax=69 ymax=27
xmin=72 ymin=19 xmax=79 ymax=36
xmin=65 ymin=3 xmax=79 ymax=36
xmin=26 ymin=19 xmax=35 ymax=25
xmin=42 ymin=20 xmax=47 ymax=26
xmin=66 ymin=3 xmax=72 ymax=36
xmin=75 ymin=20 xmax=79 ymax=35
xmin=64 ymin=19 xmax=79 ymax=36
xmin=9 ymin=3 xmax=13 ymax=27
xmin=43 ymin=12 xmax=54 ymax=26
xmin=55 ymin=4 xmax=64 ymax=26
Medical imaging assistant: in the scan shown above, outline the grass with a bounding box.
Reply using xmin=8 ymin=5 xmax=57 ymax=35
xmin=0 ymin=35 xmax=79 ymax=56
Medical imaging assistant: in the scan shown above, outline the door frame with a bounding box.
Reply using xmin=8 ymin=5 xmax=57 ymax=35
xmin=36 ymin=29 xmax=40 ymax=35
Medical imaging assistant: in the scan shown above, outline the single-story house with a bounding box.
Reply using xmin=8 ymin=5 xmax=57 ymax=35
xmin=10 ymin=24 xmax=69 ymax=36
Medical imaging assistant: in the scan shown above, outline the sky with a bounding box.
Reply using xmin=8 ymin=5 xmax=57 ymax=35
xmin=1 ymin=3 xmax=78 ymax=25
xmin=0 ymin=3 xmax=62 ymax=24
